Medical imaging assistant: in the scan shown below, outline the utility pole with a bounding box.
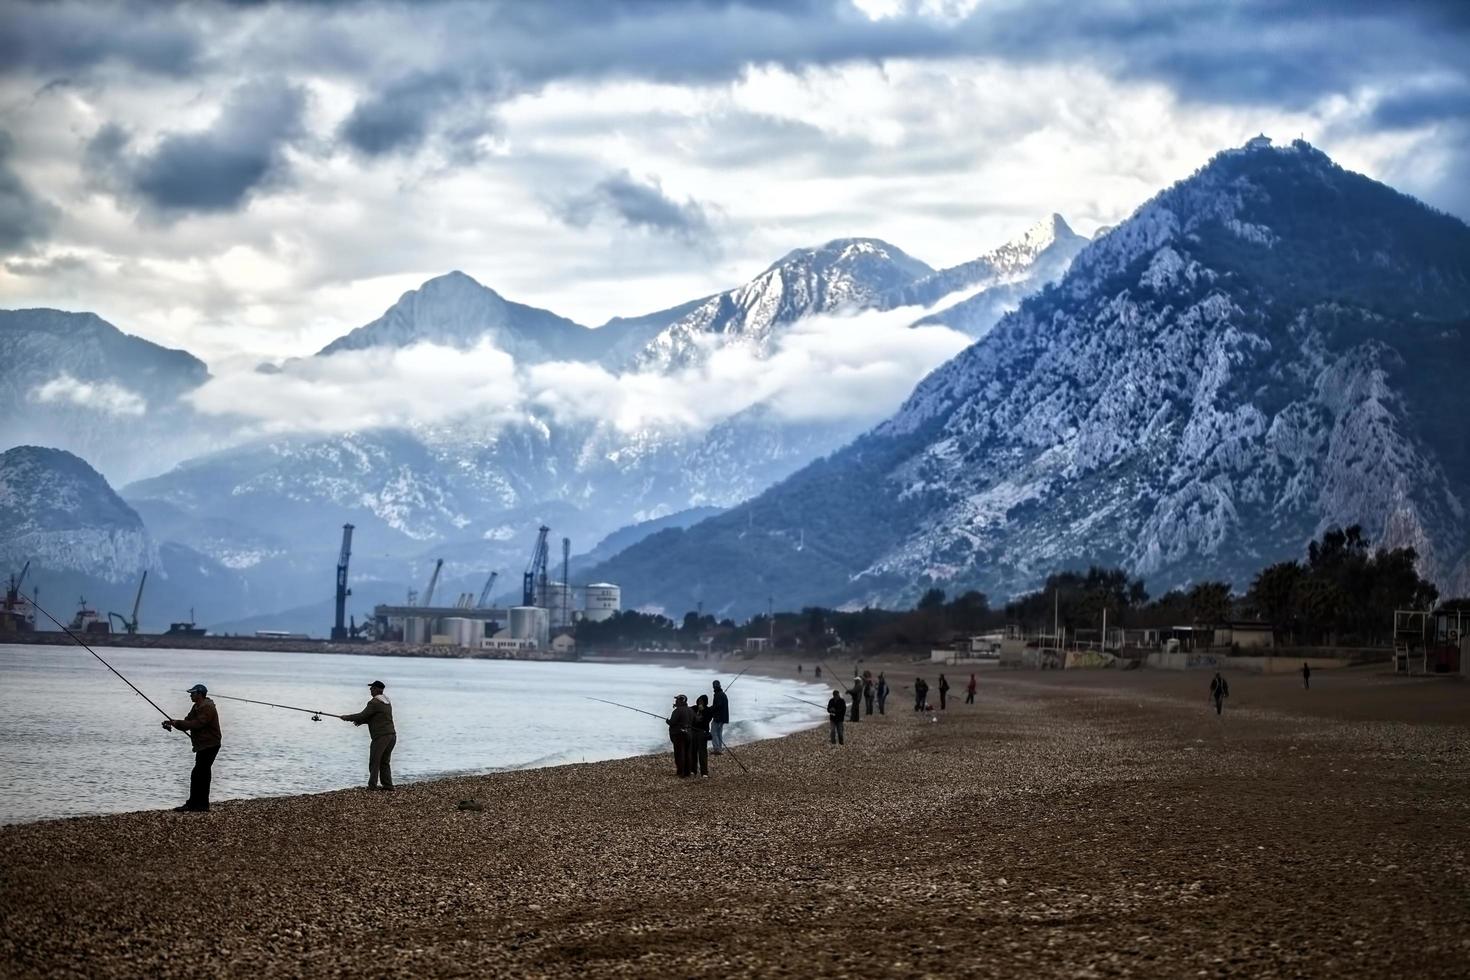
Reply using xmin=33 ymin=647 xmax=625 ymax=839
xmin=768 ymin=595 xmax=774 ymax=645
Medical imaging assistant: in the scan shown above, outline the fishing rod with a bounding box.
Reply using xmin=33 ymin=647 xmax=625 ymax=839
xmin=585 ymin=696 xmax=668 ymax=721
xmin=211 ymin=693 xmax=343 ymax=721
xmin=784 ymin=693 xmax=830 ymax=711
xmin=24 ymin=596 xmax=170 ymax=719
xmin=719 ymin=741 xmax=750 ymax=774
xmin=722 ymin=664 xmax=754 ymax=691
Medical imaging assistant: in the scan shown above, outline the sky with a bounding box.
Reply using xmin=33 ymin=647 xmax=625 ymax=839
xmin=1 ymin=0 xmax=1468 ymax=367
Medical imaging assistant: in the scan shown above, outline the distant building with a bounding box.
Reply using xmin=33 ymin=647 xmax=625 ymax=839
xmin=1246 ymin=133 xmax=1272 ymax=150
xmin=744 ymin=637 xmax=770 ymax=652
xmin=583 ymin=583 xmax=621 ymax=622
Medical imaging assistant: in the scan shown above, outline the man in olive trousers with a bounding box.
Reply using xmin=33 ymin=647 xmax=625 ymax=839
xmin=341 ymin=680 xmax=397 ymax=790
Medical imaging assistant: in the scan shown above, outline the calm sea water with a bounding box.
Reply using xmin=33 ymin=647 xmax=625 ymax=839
xmin=0 ymin=645 xmax=830 ymax=824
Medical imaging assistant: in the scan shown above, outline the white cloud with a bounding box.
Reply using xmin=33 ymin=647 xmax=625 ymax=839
xmin=32 ymin=374 xmax=147 ymax=415
xmin=184 ymin=303 xmax=972 ymax=442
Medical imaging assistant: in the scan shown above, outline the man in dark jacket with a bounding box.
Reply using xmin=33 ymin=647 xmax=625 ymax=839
xmin=1209 ymin=673 xmax=1229 ymax=715
xmin=827 ymin=690 xmax=846 ymax=745
xmin=863 ymin=671 xmax=875 ymax=716
xmin=876 ymin=673 xmax=889 ymax=715
xmin=938 ymin=673 xmax=951 ymax=710
xmin=667 ymin=694 xmax=694 ymax=777
xmin=340 ymin=680 xmax=397 ymax=790
xmin=848 ymin=675 xmax=863 ymax=723
xmin=162 ymin=683 xmax=221 ymax=813
xmin=1301 ymin=662 xmax=1311 ymax=689
xmin=711 ymin=680 xmax=730 ymax=755
xmin=914 ymin=676 xmax=929 ymax=711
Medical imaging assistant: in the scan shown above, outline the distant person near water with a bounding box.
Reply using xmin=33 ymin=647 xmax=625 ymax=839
xmin=863 ymin=670 xmax=875 ymax=716
xmin=849 ymin=675 xmax=863 ymax=723
xmin=815 ymin=665 xmax=822 ymax=679
xmin=876 ymin=673 xmax=889 ymax=715
xmin=340 ymin=680 xmax=397 ymax=791
xmin=667 ymin=694 xmax=694 ymax=777
xmin=1302 ymin=663 xmax=1311 ymax=689
xmin=690 ymin=695 xmax=712 ymax=778
xmin=162 ymin=683 xmax=221 ymax=813
xmin=914 ymin=676 xmax=929 ymax=711
xmin=827 ymin=690 xmax=846 ymax=745
xmin=938 ymin=674 xmax=950 ymax=710
xmin=1209 ymin=673 xmax=1230 ymax=715
xmin=711 ymin=680 xmax=730 ymax=755
xmin=965 ymin=673 xmax=977 ymax=705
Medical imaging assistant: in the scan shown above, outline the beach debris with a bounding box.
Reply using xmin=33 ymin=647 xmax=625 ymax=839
xmin=456 ymin=799 xmax=484 ymax=811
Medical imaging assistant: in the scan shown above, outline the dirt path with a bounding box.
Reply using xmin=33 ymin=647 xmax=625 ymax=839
xmin=3 ymin=669 xmax=1466 ymax=977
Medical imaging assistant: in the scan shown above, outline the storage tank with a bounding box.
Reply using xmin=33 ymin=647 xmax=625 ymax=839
xmin=443 ymin=617 xmax=481 ymax=648
xmin=539 ymin=582 xmax=574 ymax=627
xmin=509 ymin=606 xmax=550 ymax=648
xmin=583 ymin=583 xmax=621 ymax=622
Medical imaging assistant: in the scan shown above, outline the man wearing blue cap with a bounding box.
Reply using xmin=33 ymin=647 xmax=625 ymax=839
xmin=162 ymin=683 xmax=221 ymax=812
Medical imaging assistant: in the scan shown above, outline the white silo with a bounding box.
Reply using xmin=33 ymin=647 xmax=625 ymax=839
xmin=583 ymin=583 xmax=621 ymax=622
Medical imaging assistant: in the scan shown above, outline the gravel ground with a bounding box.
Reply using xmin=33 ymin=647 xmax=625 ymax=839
xmin=2 ymin=664 xmax=1467 ymax=978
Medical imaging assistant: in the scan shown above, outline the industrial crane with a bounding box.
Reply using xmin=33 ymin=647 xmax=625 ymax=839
xmin=423 ymin=558 xmax=444 ymax=607
xmin=522 ymin=525 xmax=549 ymax=606
xmin=476 ymin=570 xmax=499 ymax=608
xmin=107 ymin=571 xmax=147 ymax=635
xmin=561 ymin=536 xmax=571 ymax=627
xmin=331 ymin=524 xmax=354 ymax=641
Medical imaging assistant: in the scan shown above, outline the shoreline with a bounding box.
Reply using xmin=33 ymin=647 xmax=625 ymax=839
xmin=4 ymin=666 xmax=1466 ymax=977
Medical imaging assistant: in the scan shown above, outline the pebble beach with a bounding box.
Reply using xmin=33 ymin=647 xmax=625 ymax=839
xmin=2 ymin=663 xmax=1466 ymax=978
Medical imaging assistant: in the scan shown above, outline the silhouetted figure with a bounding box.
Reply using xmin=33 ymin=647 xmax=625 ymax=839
xmin=1301 ymin=662 xmax=1311 ymax=689
xmin=815 ymin=665 xmax=822 ymax=679
xmin=162 ymin=683 xmax=221 ymax=812
xmin=711 ymin=680 xmax=730 ymax=754
xmin=340 ymin=680 xmax=396 ymax=790
xmin=827 ymin=691 xmax=846 ymax=745
xmin=938 ymin=674 xmax=950 ymax=710
xmin=1210 ymin=673 xmax=1229 ymax=715
xmin=877 ymin=673 xmax=889 ymax=715
xmin=667 ymin=694 xmax=694 ymax=777
xmin=691 ymin=695 xmax=712 ymax=777
xmin=965 ymin=673 xmax=977 ymax=704
xmin=914 ymin=677 xmax=929 ymax=711
xmin=863 ymin=671 xmax=875 ymax=716
xmin=849 ymin=675 xmax=863 ymax=722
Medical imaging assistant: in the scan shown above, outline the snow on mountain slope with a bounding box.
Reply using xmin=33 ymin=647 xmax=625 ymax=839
xmin=586 ymin=139 xmax=1470 ymax=617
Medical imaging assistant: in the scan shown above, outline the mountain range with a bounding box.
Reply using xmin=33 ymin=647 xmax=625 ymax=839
xmin=586 ymin=139 xmax=1470 ymax=616
xmin=3 ymin=213 xmax=1085 ymax=629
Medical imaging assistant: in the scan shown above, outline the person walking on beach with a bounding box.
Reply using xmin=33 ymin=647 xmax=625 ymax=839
xmin=863 ymin=671 xmax=875 ymax=716
xmin=667 ymin=694 xmax=694 ymax=777
xmin=877 ymin=673 xmax=889 ymax=715
xmin=690 ymin=695 xmax=712 ymax=777
xmin=340 ymin=680 xmax=397 ymax=791
xmin=827 ymin=690 xmax=846 ymax=745
xmin=1301 ymin=662 xmax=1311 ymax=690
xmin=914 ymin=676 xmax=929 ymax=711
xmin=711 ymin=680 xmax=730 ymax=755
xmin=965 ymin=673 xmax=977 ymax=705
xmin=1209 ymin=673 xmax=1229 ymax=716
xmin=938 ymin=674 xmax=951 ymax=710
xmin=162 ymin=683 xmax=221 ymax=813
xmin=815 ymin=665 xmax=822 ymax=679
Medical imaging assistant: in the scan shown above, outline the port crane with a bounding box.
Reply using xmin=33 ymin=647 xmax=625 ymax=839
xmin=522 ymin=525 xmax=550 ymax=606
xmin=476 ymin=570 xmax=499 ymax=609
xmin=423 ymin=558 xmax=444 ymax=607
xmin=107 ymin=571 xmax=148 ymax=635
xmin=330 ymin=524 xmax=354 ymax=641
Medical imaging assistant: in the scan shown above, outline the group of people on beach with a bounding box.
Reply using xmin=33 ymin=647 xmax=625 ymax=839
xmin=160 ymin=679 xmax=395 ymax=813
xmin=664 ymin=679 xmax=731 ymax=777
xmin=823 ymin=670 xmax=981 ymax=745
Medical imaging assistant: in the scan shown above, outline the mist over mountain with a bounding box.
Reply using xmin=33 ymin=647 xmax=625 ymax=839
xmin=587 ymin=140 xmax=1470 ymax=618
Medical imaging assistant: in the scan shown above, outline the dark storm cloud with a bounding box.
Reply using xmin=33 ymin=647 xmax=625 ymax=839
xmin=0 ymin=131 xmax=58 ymax=253
xmin=0 ymin=1 xmax=199 ymax=77
xmin=86 ymin=80 xmax=307 ymax=215
xmin=559 ymin=171 xmax=712 ymax=241
xmin=1371 ymin=84 xmax=1470 ymax=130
xmin=338 ymin=71 xmax=467 ymax=156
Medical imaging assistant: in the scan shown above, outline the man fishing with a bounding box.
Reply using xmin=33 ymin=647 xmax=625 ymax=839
xmin=711 ymin=680 xmax=730 ymax=755
xmin=848 ymin=674 xmax=863 ymax=723
xmin=667 ymin=694 xmax=694 ymax=778
xmin=162 ymin=683 xmax=221 ymax=813
xmin=876 ymin=672 xmax=889 ymax=715
xmin=340 ymin=680 xmax=396 ymax=791
xmin=827 ymin=689 xmax=847 ymax=745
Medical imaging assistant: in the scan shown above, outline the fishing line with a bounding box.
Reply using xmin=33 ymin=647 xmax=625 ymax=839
xmin=584 ymin=696 xmax=667 ymax=720
xmin=211 ymin=693 xmax=342 ymax=721
xmin=24 ymin=595 xmax=170 ymax=719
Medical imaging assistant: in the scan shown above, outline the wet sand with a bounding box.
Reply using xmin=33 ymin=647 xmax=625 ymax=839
xmin=2 ymin=664 xmax=1466 ymax=978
